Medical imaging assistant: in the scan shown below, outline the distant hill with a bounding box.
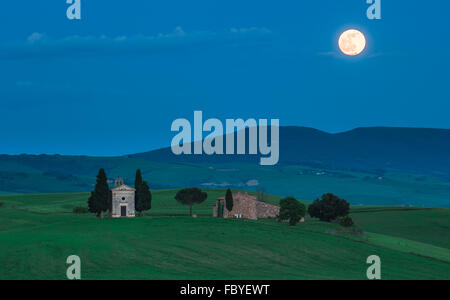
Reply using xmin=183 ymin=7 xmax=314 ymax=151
xmin=1 ymin=126 xmax=450 ymax=208
xmin=129 ymin=126 xmax=450 ymax=178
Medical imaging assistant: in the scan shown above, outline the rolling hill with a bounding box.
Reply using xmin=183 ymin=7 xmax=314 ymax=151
xmin=1 ymin=126 xmax=450 ymax=207
xmin=130 ymin=126 xmax=450 ymax=178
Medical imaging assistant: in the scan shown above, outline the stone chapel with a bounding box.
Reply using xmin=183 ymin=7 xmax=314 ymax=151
xmin=111 ymin=178 xmax=136 ymax=218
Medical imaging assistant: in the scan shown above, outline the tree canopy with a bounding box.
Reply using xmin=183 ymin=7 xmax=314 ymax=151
xmin=308 ymin=193 xmax=350 ymax=222
xmin=175 ymin=188 xmax=207 ymax=216
xmin=278 ymin=197 xmax=306 ymax=226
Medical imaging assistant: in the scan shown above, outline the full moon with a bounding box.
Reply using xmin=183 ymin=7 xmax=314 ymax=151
xmin=338 ymin=29 xmax=366 ymax=56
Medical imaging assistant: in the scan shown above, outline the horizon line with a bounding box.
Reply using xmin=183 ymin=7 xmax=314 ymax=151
xmin=1 ymin=125 xmax=449 ymax=158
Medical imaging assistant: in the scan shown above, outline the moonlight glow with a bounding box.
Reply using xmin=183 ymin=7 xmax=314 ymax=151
xmin=338 ymin=29 xmax=366 ymax=56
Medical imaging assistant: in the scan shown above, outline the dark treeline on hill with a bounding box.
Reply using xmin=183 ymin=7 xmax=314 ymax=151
xmin=130 ymin=126 xmax=450 ymax=178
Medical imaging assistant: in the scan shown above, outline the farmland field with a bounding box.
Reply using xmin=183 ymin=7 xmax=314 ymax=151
xmin=2 ymin=158 xmax=450 ymax=209
xmin=0 ymin=190 xmax=449 ymax=280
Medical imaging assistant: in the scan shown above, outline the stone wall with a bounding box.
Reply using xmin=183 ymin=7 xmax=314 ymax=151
xmin=111 ymin=187 xmax=135 ymax=218
xmin=213 ymin=191 xmax=279 ymax=220
xmin=256 ymin=201 xmax=280 ymax=219
xmin=224 ymin=193 xmax=258 ymax=220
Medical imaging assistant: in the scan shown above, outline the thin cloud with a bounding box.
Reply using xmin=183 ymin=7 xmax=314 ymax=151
xmin=317 ymin=51 xmax=338 ymax=57
xmin=317 ymin=51 xmax=387 ymax=59
xmin=0 ymin=27 xmax=272 ymax=60
xmin=367 ymin=52 xmax=385 ymax=58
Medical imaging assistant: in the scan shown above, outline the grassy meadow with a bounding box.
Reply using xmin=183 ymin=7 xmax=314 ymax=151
xmin=0 ymin=189 xmax=449 ymax=280
xmin=2 ymin=159 xmax=450 ymax=208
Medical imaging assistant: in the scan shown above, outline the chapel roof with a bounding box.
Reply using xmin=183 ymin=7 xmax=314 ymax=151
xmin=111 ymin=184 xmax=135 ymax=192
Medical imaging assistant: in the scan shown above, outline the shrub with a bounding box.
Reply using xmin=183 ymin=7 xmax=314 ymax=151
xmin=339 ymin=216 xmax=354 ymax=227
xmin=73 ymin=207 xmax=88 ymax=214
xmin=0 ymin=202 xmax=3 ymax=208
xmin=308 ymin=193 xmax=350 ymax=222
xmin=278 ymin=197 xmax=306 ymax=226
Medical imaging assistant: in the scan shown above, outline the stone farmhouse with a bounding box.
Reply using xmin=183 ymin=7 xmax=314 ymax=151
xmin=111 ymin=179 xmax=135 ymax=218
xmin=213 ymin=191 xmax=280 ymax=220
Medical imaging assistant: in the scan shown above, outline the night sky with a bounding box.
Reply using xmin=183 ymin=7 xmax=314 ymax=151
xmin=1 ymin=1 xmax=449 ymax=155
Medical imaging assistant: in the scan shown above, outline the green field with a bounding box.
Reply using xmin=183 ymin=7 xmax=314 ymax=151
xmin=2 ymin=157 xmax=450 ymax=208
xmin=351 ymin=207 xmax=450 ymax=249
xmin=0 ymin=190 xmax=449 ymax=280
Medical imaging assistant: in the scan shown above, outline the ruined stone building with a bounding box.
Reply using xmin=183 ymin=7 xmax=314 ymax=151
xmin=111 ymin=179 xmax=135 ymax=218
xmin=213 ymin=191 xmax=280 ymax=220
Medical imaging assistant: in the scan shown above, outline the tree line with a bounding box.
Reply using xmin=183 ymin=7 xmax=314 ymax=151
xmin=86 ymin=168 xmax=352 ymax=227
xmin=173 ymin=188 xmax=352 ymax=227
xmin=278 ymin=193 xmax=352 ymax=227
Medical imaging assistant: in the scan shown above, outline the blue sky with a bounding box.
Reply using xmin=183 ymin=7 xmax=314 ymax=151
xmin=1 ymin=1 xmax=449 ymax=155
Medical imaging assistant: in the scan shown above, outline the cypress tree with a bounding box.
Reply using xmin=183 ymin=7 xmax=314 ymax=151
xmin=135 ymin=169 xmax=143 ymax=215
xmin=135 ymin=169 xmax=152 ymax=216
xmin=225 ymin=188 xmax=233 ymax=212
xmin=88 ymin=168 xmax=110 ymax=218
xmin=135 ymin=169 xmax=142 ymax=210
xmin=142 ymin=181 xmax=152 ymax=212
xmin=217 ymin=200 xmax=224 ymax=217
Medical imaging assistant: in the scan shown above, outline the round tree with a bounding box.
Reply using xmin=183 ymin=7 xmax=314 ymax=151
xmin=308 ymin=193 xmax=350 ymax=222
xmin=278 ymin=197 xmax=306 ymax=226
xmin=175 ymin=188 xmax=208 ymax=216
